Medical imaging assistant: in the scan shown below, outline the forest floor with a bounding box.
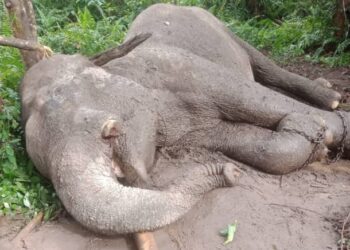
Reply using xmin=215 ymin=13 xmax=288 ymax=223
xmin=0 ymin=61 xmax=349 ymax=250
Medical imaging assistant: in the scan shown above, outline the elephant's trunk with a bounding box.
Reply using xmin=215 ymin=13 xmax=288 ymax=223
xmin=50 ymin=140 xmax=238 ymax=234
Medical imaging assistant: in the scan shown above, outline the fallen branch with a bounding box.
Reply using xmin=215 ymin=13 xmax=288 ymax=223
xmin=0 ymin=33 xmax=151 ymax=68
xmin=340 ymin=211 xmax=350 ymax=250
xmin=0 ymin=35 xmax=53 ymax=57
xmin=12 ymin=211 xmax=44 ymax=244
xmin=90 ymin=33 xmax=152 ymax=66
xmin=0 ymin=35 xmax=42 ymax=51
xmin=134 ymin=232 xmax=158 ymax=250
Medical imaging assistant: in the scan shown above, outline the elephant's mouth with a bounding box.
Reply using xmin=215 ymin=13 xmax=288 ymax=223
xmin=101 ymin=119 xmax=128 ymax=179
xmin=103 ymin=137 xmax=147 ymax=185
xmin=101 ymin=119 xmax=152 ymax=185
xmin=111 ymin=155 xmax=125 ymax=178
xmin=112 ymin=156 xmax=152 ymax=187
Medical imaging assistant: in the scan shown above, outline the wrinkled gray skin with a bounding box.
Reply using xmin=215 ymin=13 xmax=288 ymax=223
xmin=21 ymin=4 xmax=347 ymax=234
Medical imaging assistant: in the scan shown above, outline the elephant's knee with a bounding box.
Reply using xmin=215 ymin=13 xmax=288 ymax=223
xmin=255 ymin=133 xmax=315 ymax=175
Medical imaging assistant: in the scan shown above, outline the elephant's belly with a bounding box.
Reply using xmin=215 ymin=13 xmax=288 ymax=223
xmin=104 ymin=44 xmax=253 ymax=94
xmin=126 ymin=4 xmax=254 ymax=81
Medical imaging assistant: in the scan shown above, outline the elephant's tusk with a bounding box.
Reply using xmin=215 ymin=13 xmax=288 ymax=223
xmin=134 ymin=232 xmax=158 ymax=250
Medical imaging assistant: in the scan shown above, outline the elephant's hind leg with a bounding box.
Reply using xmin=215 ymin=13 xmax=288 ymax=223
xmin=206 ymin=75 xmax=344 ymax=147
xmin=184 ymin=114 xmax=329 ymax=174
xmin=227 ymin=32 xmax=341 ymax=110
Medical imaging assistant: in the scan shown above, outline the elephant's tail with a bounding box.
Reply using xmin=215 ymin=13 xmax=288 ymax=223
xmin=50 ymin=143 xmax=239 ymax=234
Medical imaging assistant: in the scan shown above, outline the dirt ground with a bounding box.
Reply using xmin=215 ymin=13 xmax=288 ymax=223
xmin=0 ymin=61 xmax=349 ymax=250
xmin=0 ymin=160 xmax=349 ymax=250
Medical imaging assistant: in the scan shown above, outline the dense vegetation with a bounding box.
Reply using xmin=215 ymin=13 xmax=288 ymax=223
xmin=0 ymin=0 xmax=349 ymax=218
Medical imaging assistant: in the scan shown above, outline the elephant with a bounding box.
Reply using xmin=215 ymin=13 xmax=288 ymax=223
xmin=21 ymin=4 xmax=348 ymax=234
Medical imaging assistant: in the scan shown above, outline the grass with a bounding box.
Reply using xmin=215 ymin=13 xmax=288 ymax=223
xmin=0 ymin=45 xmax=61 ymax=219
xmin=0 ymin=0 xmax=133 ymax=219
xmin=226 ymin=1 xmax=350 ymax=66
xmin=0 ymin=3 xmax=59 ymax=217
xmin=0 ymin=0 xmax=349 ymax=219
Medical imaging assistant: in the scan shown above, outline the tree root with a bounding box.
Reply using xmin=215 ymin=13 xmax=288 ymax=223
xmin=340 ymin=211 xmax=350 ymax=250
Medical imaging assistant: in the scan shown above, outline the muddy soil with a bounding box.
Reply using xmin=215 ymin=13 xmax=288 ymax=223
xmin=0 ymin=158 xmax=349 ymax=250
xmin=0 ymin=61 xmax=349 ymax=250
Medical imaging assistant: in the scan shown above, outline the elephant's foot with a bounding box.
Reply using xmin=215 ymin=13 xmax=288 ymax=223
xmin=310 ymin=77 xmax=341 ymax=110
xmin=314 ymin=110 xmax=350 ymax=161
xmin=277 ymin=113 xmax=330 ymax=145
xmin=329 ymin=110 xmax=350 ymax=160
xmin=277 ymin=113 xmax=331 ymax=165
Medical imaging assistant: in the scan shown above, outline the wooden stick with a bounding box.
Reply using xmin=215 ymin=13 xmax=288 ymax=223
xmin=12 ymin=211 xmax=44 ymax=243
xmin=134 ymin=232 xmax=159 ymax=250
xmin=0 ymin=33 xmax=151 ymax=68
xmin=0 ymin=35 xmax=43 ymax=51
xmin=90 ymin=33 xmax=152 ymax=66
xmin=0 ymin=36 xmax=54 ymax=59
xmin=340 ymin=211 xmax=350 ymax=250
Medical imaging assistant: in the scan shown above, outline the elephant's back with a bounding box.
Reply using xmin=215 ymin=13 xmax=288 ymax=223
xmin=127 ymin=4 xmax=254 ymax=80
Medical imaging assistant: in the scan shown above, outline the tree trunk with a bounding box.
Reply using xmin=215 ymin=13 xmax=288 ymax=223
xmin=333 ymin=0 xmax=350 ymax=38
xmin=247 ymin=0 xmax=261 ymax=16
xmin=4 ymin=0 xmax=44 ymax=69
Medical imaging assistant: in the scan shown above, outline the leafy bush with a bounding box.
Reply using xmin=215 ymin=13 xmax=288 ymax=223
xmin=224 ymin=0 xmax=350 ymax=66
xmin=0 ymin=45 xmax=61 ymax=218
xmin=0 ymin=2 xmax=61 ymax=218
xmin=40 ymin=7 xmax=126 ymax=55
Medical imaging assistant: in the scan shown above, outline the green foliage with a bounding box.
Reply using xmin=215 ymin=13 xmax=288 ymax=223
xmin=0 ymin=3 xmax=60 ymax=219
xmin=0 ymin=46 xmax=61 ymax=219
xmin=224 ymin=0 xmax=350 ymax=66
xmin=40 ymin=7 xmax=126 ymax=55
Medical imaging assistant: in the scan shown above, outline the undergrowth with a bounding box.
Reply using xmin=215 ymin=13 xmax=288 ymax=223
xmin=0 ymin=0 xmax=349 ymax=218
xmin=222 ymin=0 xmax=350 ymax=66
xmin=0 ymin=4 xmax=60 ymax=219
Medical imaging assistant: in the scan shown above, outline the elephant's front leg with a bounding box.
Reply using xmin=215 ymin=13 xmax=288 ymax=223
xmin=182 ymin=114 xmax=330 ymax=174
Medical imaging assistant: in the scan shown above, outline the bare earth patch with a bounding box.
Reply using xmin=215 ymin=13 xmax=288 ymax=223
xmin=0 ymin=160 xmax=349 ymax=250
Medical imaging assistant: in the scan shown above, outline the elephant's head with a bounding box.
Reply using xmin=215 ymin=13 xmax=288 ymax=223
xmin=20 ymin=54 xmax=239 ymax=234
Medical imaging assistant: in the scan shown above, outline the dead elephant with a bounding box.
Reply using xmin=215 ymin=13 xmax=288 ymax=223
xmin=21 ymin=4 xmax=347 ymax=234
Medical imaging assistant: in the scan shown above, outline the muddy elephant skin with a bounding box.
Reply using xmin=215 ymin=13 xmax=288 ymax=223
xmin=21 ymin=4 xmax=346 ymax=234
